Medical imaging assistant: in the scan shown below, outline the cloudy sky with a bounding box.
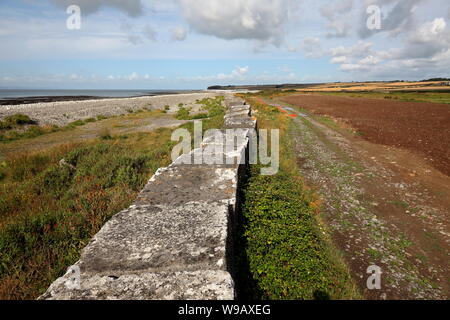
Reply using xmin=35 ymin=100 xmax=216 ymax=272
xmin=0 ymin=0 xmax=449 ymax=89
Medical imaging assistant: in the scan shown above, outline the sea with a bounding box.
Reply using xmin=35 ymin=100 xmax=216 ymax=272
xmin=0 ymin=89 xmax=191 ymax=99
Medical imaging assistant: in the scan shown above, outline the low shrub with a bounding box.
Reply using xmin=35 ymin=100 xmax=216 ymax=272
xmin=176 ymin=106 xmax=192 ymax=120
xmin=68 ymin=120 xmax=85 ymax=127
xmin=4 ymin=114 xmax=35 ymax=126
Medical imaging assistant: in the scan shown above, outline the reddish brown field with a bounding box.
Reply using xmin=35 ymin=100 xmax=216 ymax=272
xmin=280 ymin=94 xmax=450 ymax=176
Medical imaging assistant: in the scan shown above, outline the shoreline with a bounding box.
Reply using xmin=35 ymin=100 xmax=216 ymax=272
xmin=0 ymin=90 xmax=201 ymax=106
xmin=0 ymin=91 xmax=219 ymax=127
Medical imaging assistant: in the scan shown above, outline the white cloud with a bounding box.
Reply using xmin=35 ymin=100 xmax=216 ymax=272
xmin=359 ymin=55 xmax=380 ymax=65
xmin=178 ymin=0 xmax=289 ymax=45
xmin=186 ymin=66 xmax=250 ymax=82
xmin=331 ymin=56 xmax=347 ymax=64
xmin=339 ymin=63 xmax=368 ymax=71
xmin=329 ymin=41 xmax=373 ymax=58
xmin=320 ymin=0 xmax=354 ymax=38
xmin=126 ymin=72 xmax=139 ymax=81
xmin=301 ymin=37 xmax=323 ymax=58
xmin=171 ymin=27 xmax=188 ymax=41
xmin=234 ymin=66 xmax=250 ymax=76
xmin=326 ymin=17 xmax=450 ymax=78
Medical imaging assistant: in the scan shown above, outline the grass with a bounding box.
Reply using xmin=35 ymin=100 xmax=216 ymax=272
xmin=176 ymin=96 xmax=225 ymax=120
xmin=0 ymin=97 xmax=226 ymax=300
xmin=234 ymin=95 xmax=360 ymax=300
xmin=0 ymin=132 xmax=175 ymax=299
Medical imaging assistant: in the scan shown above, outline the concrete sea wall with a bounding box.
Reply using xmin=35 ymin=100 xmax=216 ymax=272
xmin=40 ymin=95 xmax=256 ymax=300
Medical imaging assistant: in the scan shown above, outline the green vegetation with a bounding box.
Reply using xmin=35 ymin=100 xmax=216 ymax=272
xmin=2 ymin=114 xmax=35 ymax=127
xmin=175 ymin=105 xmax=192 ymax=120
xmin=0 ymin=114 xmax=35 ymax=131
xmin=176 ymin=96 xmax=225 ymax=120
xmin=0 ymin=131 xmax=175 ymax=299
xmin=0 ymin=113 xmax=122 ymax=143
xmin=235 ymin=96 xmax=359 ymax=300
xmin=0 ymin=97 xmax=226 ymax=300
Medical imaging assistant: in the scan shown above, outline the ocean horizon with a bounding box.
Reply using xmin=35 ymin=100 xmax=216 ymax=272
xmin=0 ymin=89 xmax=198 ymax=99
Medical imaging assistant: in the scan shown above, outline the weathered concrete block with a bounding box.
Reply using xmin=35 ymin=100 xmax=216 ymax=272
xmin=224 ymin=117 xmax=257 ymax=129
xmin=77 ymin=202 xmax=231 ymax=274
xmin=40 ymin=94 xmax=256 ymax=300
xmin=137 ymin=166 xmax=239 ymax=206
xmin=41 ymin=270 xmax=234 ymax=300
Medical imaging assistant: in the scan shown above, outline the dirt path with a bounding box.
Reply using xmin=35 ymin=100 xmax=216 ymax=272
xmin=268 ymin=98 xmax=449 ymax=300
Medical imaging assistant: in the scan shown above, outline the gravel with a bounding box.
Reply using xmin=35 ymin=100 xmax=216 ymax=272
xmin=0 ymin=92 xmax=219 ymax=127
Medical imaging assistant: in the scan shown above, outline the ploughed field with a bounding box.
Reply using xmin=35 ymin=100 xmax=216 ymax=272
xmin=280 ymin=94 xmax=450 ymax=176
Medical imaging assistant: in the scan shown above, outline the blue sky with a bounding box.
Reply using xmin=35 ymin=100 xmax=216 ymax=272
xmin=0 ymin=0 xmax=449 ymax=89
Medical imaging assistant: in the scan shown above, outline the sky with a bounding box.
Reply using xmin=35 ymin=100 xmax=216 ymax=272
xmin=0 ymin=0 xmax=449 ymax=90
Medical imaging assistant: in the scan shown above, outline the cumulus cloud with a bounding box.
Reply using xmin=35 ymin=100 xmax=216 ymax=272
xmin=327 ymin=17 xmax=450 ymax=78
xmin=320 ymin=0 xmax=354 ymax=38
xmin=329 ymin=41 xmax=373 ymax=58
xmin=189 ymin=66 xmax=250 ymax=82
xmin=301 ymin=37 xmax=324 ymax=58
xmin=331 ymin=56 xmax=348 ymax=64
xmin=49 ymin=0 xmax=144 ymax=17
xmin=171 ymin=27 xmax=188 ymax=41
xmin=178 ymin=0 xmax=288 ymax=45
xmin=378 ymin=18 xmax=450 ymax=60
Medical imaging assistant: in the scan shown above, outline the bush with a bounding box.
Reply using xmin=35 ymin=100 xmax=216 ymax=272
xmin=4 ymin=114 xmax=35 ymax=126
xmin=176 ymin=106 xmax=192 ymax=120
xmin=190 ymin=113 xmax=209 ymax=120
xmin=38 ymin=165 xmax=74 ymax=198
